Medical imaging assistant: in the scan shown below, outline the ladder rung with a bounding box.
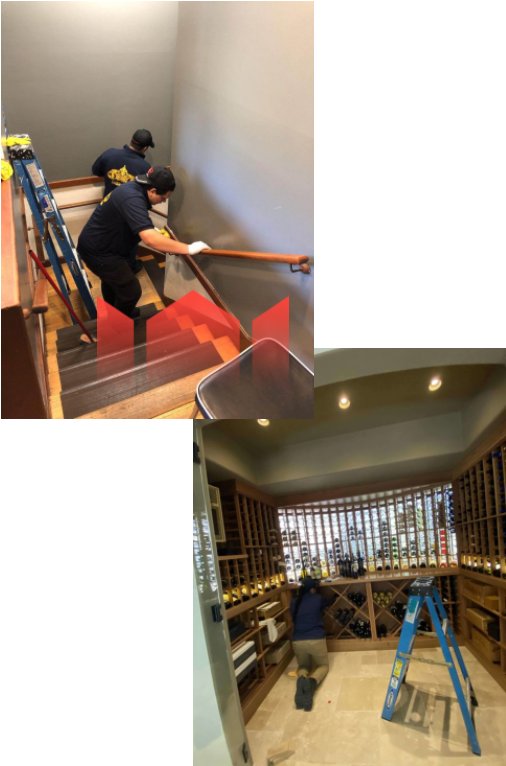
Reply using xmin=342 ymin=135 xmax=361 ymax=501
xmin=399 ymin=652 xmax=451 ymax=668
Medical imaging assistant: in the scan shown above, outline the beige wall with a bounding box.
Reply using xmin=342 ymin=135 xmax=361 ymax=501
xmin=169 ymin=2 xmax=314 ymax=366
xmin=462 ymin=367 xmax=506 ymax=447
xmin=1 ymin=1 xmax=178 ymax=179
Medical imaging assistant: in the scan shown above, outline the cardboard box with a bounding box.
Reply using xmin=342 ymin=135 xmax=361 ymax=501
xmin=466 ymin=607 xmax=495 ymax=633
xmin=471 ymin=626 xmax=500 ymax=663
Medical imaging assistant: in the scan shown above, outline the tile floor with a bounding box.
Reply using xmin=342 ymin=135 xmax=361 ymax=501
xmin=246 ymin=648 xmax=506 ymax=766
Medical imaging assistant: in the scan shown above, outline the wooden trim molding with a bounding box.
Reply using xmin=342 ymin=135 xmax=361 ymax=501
xmin=49 ymin=176 xmax=102 ymax=189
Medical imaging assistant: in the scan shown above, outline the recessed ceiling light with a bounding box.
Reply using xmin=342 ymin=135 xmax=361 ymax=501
xmin=428 ymin=376 xmax=442 ymax=392
xmin=338 ymin=395 xmax=351 ymax=410
xmin=257 ymin=419 xmax=270 ymax=427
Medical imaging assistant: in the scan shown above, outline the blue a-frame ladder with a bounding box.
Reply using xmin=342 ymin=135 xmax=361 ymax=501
xmin=381 ymin=576 xmax=481 ymax=756
xmin=8 ymin=135 xmax=97 ymax=321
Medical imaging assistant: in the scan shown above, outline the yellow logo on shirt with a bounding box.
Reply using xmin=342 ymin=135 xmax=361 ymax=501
xmin=106 ymin=165 xmax=135 ymax=186
xmin=100 ymin=192 xmax=112 ymax=205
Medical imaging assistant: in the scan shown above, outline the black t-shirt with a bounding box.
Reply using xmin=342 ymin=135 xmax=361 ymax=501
xmin=77 ymin=181 xmax=153 ymax=259
xmin=92 ymin=145 xmax=150 ymax=196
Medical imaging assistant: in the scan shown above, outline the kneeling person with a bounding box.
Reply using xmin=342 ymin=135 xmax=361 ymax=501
xmin=77 ymin=166 xmax=209 ymax=318
xmin=291 ymin=577 xmax=330 ymax=712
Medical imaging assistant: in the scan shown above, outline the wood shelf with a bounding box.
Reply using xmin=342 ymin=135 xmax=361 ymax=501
xmin=454 ymin=437 xmax=506 ymax=689
xmin=213 ymin=480 xmax=291 ymax=724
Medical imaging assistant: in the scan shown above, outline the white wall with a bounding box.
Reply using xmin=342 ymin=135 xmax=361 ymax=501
xmin=315 ymin=348 xmax=506 ymax=387
xmin=256 ymin=411 xmax=463 ymax=494
xmin=169 ymin=1 xmax=314 ymax=366
xmin=462 ymin=366 xmax=506 ymax=446
xmin=1 ymin=1 xmax=178 ymax=179
xmin=193 ymin=572 xmax=232 ymax=766
xmin=203 ymin=429 xmax=259 ymax=486
xmin=203 ymin=411 xmax=466 ymax=496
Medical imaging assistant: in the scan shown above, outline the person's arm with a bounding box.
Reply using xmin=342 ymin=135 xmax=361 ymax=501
xmin=139 ymin=228 xmax=209 ymax=256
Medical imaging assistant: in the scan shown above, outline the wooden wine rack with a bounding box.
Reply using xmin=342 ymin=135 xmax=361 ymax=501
xmin=455 ymin=439 xmax=506 ymax=576
xmin=213 ymin=480 xmax=293 ymax=722
xmin=288 ymin=570 xmax=459 ymax=651
xmin=454 ymin=436 xmax=506 ymax=690
xmin=226 ymin=591 xmax=293 ymax=723
xmin=215 ymin=480 xmax=286 ymax=604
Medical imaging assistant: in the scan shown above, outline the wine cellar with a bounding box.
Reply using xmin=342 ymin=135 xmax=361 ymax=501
xmin=208 ymin=434 xmax=506 ymax=727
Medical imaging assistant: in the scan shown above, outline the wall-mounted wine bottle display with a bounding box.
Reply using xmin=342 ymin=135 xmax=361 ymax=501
xmin=453 ymin=437 xmax=506 ymax=687
xmin=215 ymin=482 xmax=286 ymax=606
xmin=278 ymin=482 xmax=458 ymax=581
xmin=455 ymin=440 xmax=506 ymax=578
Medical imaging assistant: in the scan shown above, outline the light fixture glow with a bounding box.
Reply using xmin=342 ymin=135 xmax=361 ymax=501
xmin=338 ymin=395 xmax=351 ymax=410
xmin=257 ymin=419 xmax=270 ymax=427
xmin=428 ymin=375 xmax=442 ymax=392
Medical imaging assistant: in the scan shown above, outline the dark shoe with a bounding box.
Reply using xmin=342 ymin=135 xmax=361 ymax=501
xmin=294 ymin=676 xmax=308 ymax=709
xmin=303 ymin=678 xmax=317 ymax=712
xmin=131 ymin=261 xmax=143 ymax=274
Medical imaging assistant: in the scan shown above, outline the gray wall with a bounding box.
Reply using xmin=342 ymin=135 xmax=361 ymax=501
xmin=1 ymin=1 xmax=178 ymax=179
xmin=169 ymin=2 xmax=314 ymax=367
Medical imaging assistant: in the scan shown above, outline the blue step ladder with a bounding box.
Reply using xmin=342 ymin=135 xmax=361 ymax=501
xmin=381 ymin=576 xmax=481 ymax=756
xmin=8 ymin=134 xmax=96 ymax=321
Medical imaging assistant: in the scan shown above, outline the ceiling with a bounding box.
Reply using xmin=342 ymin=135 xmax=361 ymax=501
xmin=204 ymin=363 xmax=502 ymax=457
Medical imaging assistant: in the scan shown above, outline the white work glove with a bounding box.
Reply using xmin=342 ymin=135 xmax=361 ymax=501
xmin=188 ymin=241 xmax=210 ymax=255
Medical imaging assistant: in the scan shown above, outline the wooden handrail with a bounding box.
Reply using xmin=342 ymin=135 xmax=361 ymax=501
xmin=201 ymin=248 xmax=309 ymax=267
xmin=31 ymin=278 xmax=49 ymax=313
xmin=44 ymin=179 xmax=311 ymax=271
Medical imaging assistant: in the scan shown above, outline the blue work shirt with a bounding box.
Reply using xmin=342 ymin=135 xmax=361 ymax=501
xmin=291 ymin=592 xmax=326 ymax=640
xmin=92 ymin=145 xmax=150 ymax=196
xmin=77 ymin=181 xmax=153 ymax=259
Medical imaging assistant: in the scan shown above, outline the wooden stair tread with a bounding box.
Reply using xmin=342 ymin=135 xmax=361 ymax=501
xmin=61 ymin=341 xmax=223 ymax=419
xmin=59 ymin=327 xmax=201 ymax=390
xmin=76 ymin=365 xmax=222 ymax=419
xmin=55 ymin=303 xmax=160 ymax=351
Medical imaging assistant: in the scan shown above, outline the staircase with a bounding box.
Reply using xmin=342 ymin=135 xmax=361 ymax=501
xmin=52 ymin=304 xmax=239 ymax=418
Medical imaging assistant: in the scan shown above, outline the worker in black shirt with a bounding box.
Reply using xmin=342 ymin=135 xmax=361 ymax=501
xmin=291 ymin=577 xmax=331 ymax=712
xmin=92 ymin=129 xmax=154 ymax=273
xmin=77 ymin=166 xmax=209 ymax=318
xmin=92 ymin=129 xmax=154 ymax=196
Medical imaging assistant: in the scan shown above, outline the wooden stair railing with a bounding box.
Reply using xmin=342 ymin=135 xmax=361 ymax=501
xmin=48 ymin=178 xmax=312 ymax=273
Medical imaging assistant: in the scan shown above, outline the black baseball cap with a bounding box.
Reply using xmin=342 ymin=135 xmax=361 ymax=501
xmin=136 ymin=166 xmax=176 ymax=194
xmin=131 ymin=129 xmax=155 ymax=148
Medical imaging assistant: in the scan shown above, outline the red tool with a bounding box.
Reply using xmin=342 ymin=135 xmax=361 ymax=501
xmin=28 ymin=249 xmax=96 ymax=343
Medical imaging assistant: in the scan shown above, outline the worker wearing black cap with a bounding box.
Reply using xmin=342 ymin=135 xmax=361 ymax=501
xmin=92 ymin=129 xmax=155 ymax=272
xmin=290 ymin=576 xmax=330 ymax=712
xmin=77 ymin=166 xmax=209 ymax=319
xmin=92 ymin=129 xmax=155 ymax=197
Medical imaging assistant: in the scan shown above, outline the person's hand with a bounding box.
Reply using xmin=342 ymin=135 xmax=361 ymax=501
xmin=188 ymin=241 xmax=210 ymax=255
